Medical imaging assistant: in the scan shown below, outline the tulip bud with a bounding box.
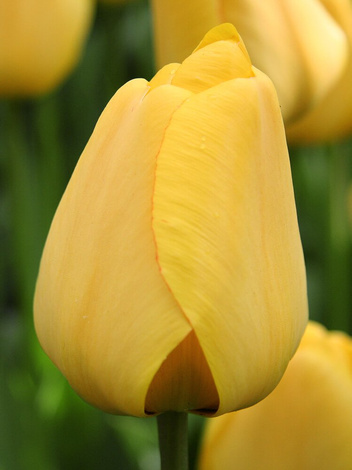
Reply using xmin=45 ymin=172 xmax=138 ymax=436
xmin=199 ymin=321 xmax=352 ymax=470
xmin=151 ymin=0 xmax=352 ymax=142
xmin=0 ymin=0 xmax=94 ymax=97
xmin=34 ymin=24 xmax=308 ymax=417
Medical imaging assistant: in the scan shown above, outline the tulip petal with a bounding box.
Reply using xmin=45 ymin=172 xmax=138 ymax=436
xmin=145 ymin=330 xmax=219 ymax=413
xmin=222 ymin=0 xmax=348 ymax=123
xmin=199 ymin=323 xmax=352 ymax=469
xmin=149 ymin=22 xmax=254 ymax=99
xmin=34 ymin=79 xmax=196 ymax=417
xmin=149 ymin=63 xmax=181 ymax=89
xmin=170 ymin=24 xmax=253 ymax=95
xmin=153 ymin=70 xmax=307 ymax=415
xmin=193 ymin=23 xmax=251 ymax=64
xmin=171 ymin=39 xmax=254 ymax=94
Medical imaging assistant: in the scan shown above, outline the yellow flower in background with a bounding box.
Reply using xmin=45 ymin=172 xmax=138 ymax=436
xmin=151 ymin=0 xmax=352 ymax=143
xmin=34 ymin=24 xmax=307 ymax=418
xmin=0 ymin=0 xmax=94 ymax=97
xmin=199 ymin=321 xmax=352 ymax=470
xmin=286 ymin=0 xmax=352 ymax=143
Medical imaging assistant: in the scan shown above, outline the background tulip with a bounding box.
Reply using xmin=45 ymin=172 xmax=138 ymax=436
xmin=34 ymin=24 xmax=307 ymax=419
xmin=199 ymin=321 xmax=352 ymax=470
xmin=286 ymin=0 xmax=352 ymax=143
xmin=151 ymin=0 xmax=351 ymax=142
xmin=0 ymin=0 xmax=94 ymax=97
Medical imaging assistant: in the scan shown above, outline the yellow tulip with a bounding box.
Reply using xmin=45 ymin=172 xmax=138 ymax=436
xmin=286 ymin=0 xmax=352 ymax=143
xmin=0 ymin=0 xmax=94 ymax=97
xmin=34 ymin=24 xmax=307 ymax=418
xmin=151 ymin=0 xmax=351 ymax=142
xmin=199 ymin=321 xmax=352 ymax=470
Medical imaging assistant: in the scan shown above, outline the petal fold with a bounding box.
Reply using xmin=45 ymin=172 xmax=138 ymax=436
xmin=153 ymin=71 xmax=308 ymax=415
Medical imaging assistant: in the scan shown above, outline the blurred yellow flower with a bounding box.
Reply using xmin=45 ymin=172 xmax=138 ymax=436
xmin=286 ymin=0 xmax=352 ymax=143
xmin=0 ymin=0 xmax=94 ymax=97
xmin=151 ymin=0 xmax=352 ymax=143
xmin=199 ymin=321 xmax=352 ymax=470
xmin=34 ymin=24 xmax=307 ymax=418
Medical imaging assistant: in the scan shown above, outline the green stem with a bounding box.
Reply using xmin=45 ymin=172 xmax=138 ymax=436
xmin=157 ymin=412 xmax=189 ymax=470
xmin=326 ymin=143 xmax=351 ymax=332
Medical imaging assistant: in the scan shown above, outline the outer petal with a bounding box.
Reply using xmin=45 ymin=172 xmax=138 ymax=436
xmin=0 ymin=0 xmax=94 ymax=96
xmin=34 ymin=79 xmax=194 ymax=417
xmin=153 ymin=69 xmax=308 ymax=416
xmin=199 ymin=322 xmax=352 ymax=469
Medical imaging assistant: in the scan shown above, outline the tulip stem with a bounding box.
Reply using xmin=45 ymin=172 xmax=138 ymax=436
xmin=157 ymin=412 xmax=189 ymax=470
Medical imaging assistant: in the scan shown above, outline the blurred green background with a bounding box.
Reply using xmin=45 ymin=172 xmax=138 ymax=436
xmin=0 ymin=1 xmax=351 ymax=469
